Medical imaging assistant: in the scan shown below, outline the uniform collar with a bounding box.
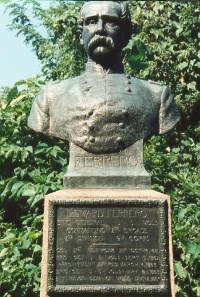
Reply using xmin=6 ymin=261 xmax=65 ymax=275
xmin=85 ymin=61 xmax=124 ymax=75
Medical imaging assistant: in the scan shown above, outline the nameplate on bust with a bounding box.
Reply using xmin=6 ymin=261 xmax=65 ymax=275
xmin=64 ymin=140 xmax=151 ymax=188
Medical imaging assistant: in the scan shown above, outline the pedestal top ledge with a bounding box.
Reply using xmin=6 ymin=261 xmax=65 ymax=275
xmin=46 ymin=189 xmax=169 ymax=199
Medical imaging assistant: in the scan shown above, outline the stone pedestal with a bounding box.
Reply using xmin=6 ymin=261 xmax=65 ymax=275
xmin=64 ymin=141 xmax=151 ymax=189
xmin=40 ymin=189 xmax=175 ymax=297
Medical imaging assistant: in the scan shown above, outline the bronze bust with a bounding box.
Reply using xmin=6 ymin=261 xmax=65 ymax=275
xmin=28 ymin=1 xmax=179 ymax=189
xmin=28 ymin=1 xmax=179 ymax=155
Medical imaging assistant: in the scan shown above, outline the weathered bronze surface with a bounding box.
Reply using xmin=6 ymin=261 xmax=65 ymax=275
xmin=28 ymin=68 xmax=179 ymax=155
xmin=28 ymin=1 xmax=180 ymax=179
xmin=47 ymin=197 xmax=170 ymax=296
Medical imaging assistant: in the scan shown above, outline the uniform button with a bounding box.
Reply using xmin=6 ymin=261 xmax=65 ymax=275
xmin=126 ymin=74 xmax=131 ymax=79
xmin=89 ymin=125 xmax=95 ymax=132
xmin=116 ymin=137 xmax=123 ymax=143
xmin=88 ymin=110 xmax=93 ymax=117
xmin=81 ymin=136 xmax=87 ymax=143
xmin=122 ymin=109 xmax=129 ymax=116
xmin=126 ymin=87 xmax=132 ymax=92
xmin=127 ymin=80 xmax=131 ymax=84
xmin=119 ymin=122 xmax=125 ymax=129
xmin=84 ymin=86 xmax=91 ymax=92
xmin=89 ymin=136 xmax=95 ymax=143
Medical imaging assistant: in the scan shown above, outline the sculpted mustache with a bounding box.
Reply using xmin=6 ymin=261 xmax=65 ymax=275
xmin=88 ymin=35 xmax=114 ymax=51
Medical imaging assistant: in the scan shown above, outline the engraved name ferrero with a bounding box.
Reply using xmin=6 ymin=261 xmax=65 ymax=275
xmin=75 ymin=155 xmax=140 ymax=168
xmin=55 ymin=206 xmax=162 ymax=286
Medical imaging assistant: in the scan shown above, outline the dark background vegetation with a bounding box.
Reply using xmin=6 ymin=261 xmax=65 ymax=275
xmin=0 ymin=1 xmax=199 ymax=296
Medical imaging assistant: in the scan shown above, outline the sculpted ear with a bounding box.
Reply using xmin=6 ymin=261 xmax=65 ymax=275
xmin=77 ymin=17 xmax=84 ymax=45
xmin=80 ymin=35 xmax=83 ymax=45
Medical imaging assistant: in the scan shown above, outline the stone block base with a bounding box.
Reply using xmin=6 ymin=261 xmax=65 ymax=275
xmin=40 ymin=189 xmax=175 ymax=297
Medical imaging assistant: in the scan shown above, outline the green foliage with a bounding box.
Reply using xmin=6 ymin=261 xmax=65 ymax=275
xmin=0 ymin=1 xmax=199 ymax=297
xmin=144 ymin=132 xmax=200 ymax=296
xmin=0 ymin=77 xmax=68 ymax=207
xmin=0 ymin=78 xmax=68 ymax=297
xmin=127 ymin=1 xmax=200 ymax=129
xmin=127 ymin=3 xmax=200 ymax=295
xmin=0 ymin=211 xmax=42 ymax=297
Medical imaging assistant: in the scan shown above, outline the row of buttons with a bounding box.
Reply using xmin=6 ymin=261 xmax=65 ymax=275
xmin=81 ymin=73 xmax=132 ymax=145
xmin=85 ymin=136 xmax=124 ymax=144
xmin=84 ymin=121 xmax=127 ymax=144
xmin=126 ymin=74 xmax=132 ymax=93
xmin=81 ymin=135 xmax=124 ymax=145
xmin=82 ymin=74 xmax=132 ymax=93
xmin=87 ymin=109 xmax=129 ymax=119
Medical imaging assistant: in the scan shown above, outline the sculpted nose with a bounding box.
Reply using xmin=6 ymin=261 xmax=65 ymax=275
xmin=95 ymin=19 xmax=105 ymax=35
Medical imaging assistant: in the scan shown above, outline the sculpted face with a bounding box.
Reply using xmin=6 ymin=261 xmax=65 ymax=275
xmin=81 ymin=1 xmax=124 ymax=64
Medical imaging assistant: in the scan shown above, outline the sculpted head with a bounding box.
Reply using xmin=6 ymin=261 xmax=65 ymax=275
xmin=78 ymin=1 xmax=132 ymax=67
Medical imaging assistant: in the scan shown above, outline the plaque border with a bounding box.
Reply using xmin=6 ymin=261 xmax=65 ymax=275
xmin=47 ymin=197 xmax=170 ymax=296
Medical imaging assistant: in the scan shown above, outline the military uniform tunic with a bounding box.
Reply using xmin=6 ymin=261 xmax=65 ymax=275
xmin=28 ymin=62 xmax=180 ymax=154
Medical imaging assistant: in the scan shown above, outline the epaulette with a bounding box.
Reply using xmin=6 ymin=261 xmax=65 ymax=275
xmin=148 ymin=80 xmax=163 ymax=86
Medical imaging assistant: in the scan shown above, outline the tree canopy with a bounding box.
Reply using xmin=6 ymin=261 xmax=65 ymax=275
xmin=0 ymin=1 xmax=199 ymax=297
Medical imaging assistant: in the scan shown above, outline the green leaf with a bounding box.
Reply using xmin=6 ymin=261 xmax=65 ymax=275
xmin=33 ymin=245 xmax=42 ymax=253
xmin=22 ymin=188 xmax=36 ymax=197
xmin=174 ymin=261 xmax=187 ymax=279
xmin=178 ymin=208 xmax=187 ymax=220
xmin=150 ymin=29 xmax=164 ymax=39
xmin=178 ymin=62 xmax=188 ymax=70
xmin=7 ymin=86 xmax=18 ymax=101
xmin=193 ymin=286 xmax=200 ymax=297
xmin=10 ymin=95 xmax=26 ymax=107
xmin=186 ymin=243 xmax=200 ymax=259
xmin=11 ymin=182 xmax=24 ymax=196
xmin=2 ymin=232 xmax=16 ymax=243
xmin=176 ymin=27 xmax=183 ymax=37
xmin=0 ymin=248 xmax=9 ymax=258
xmin=128 ymin=59 xmax=150 ymax=70
xmin=20 ymin=240 xmax=31 ymax=250
xmin=13 ymin=247 xmax=20 ymax=257
xmin=187 ymin=81 xmax=196 ymax=90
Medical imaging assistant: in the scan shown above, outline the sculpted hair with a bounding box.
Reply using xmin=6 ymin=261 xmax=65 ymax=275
xmin=78 ymin=1 xmax=132 ymax=47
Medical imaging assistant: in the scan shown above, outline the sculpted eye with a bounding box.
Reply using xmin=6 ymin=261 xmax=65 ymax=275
xmin=85 ymin=18 xmax=97 ymax=26
xmin=89 ymin=19 xmax=96 ymax=25
xmin=107 ymin=22 xmax=116 ymax=27
xmin=105 ymin=18 xmax=119 ymax=27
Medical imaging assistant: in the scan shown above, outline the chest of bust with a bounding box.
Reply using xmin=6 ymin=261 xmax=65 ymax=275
xmin=81 ymin=73 xmax=133 ymax=106
xmin=51 ymin=74 xmax=160 ymax=153
xmin=67 ymin=74 xmax=156 ymax=122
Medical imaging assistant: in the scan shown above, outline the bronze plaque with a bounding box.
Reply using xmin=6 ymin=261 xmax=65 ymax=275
xmin=47 ymin=198 xmax=170 ymax=296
